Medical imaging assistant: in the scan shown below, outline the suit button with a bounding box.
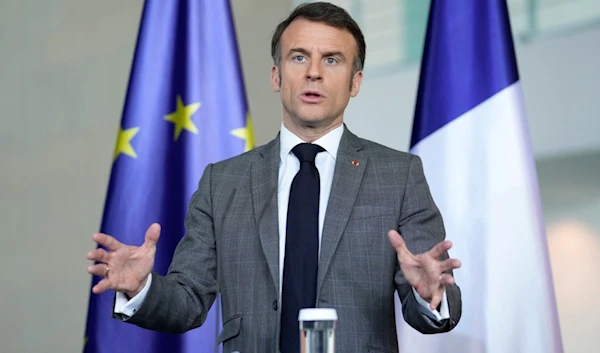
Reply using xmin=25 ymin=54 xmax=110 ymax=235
xmin=272 ymin=300 xmax=278 ymax=311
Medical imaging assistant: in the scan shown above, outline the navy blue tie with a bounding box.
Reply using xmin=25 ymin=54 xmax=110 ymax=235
xmin=280 ymin=143 xmax=325 ymax=353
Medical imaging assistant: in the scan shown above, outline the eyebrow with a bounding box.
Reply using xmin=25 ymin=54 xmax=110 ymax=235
xmin=287 ymin=47 xmax=347 ymax=60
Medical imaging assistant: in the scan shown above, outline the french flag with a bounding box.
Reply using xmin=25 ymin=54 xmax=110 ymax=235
xmin=397 ymin=1 xmax=564 ymax=352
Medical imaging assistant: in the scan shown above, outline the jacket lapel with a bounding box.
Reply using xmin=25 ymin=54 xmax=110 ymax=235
xmin=317 ymin=127 xmax=366 ymax=295
xmin=250 ymin=136 xmax=281 ymax=295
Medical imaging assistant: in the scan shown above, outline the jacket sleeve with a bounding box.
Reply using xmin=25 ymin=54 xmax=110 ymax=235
xmin=394 ymin=154 xmax=462 ymax=333
xmin=116 ymin=163 xmax=219 ymax=334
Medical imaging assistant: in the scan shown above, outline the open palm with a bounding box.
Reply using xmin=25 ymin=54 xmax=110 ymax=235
xmin=87 ymin=223 xmax=161 ymax=298
xmin=388 ymin=229 xmax=461 ymax=310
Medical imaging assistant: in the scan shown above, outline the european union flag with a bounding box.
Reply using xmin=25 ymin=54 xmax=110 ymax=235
xmin=83 ymin=1 xmax=253 ymax=352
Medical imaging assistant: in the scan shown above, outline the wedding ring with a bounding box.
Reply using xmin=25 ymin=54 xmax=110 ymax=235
xmin=104 ymin=265 xmax=110 ymax=277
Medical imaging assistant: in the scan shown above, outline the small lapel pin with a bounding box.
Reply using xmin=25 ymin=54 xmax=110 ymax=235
xmin=352 ymin=160 xmax=360 ymax=166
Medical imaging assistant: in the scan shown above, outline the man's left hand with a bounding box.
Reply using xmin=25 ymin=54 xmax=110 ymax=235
xmin=388 ymin=229 xmax=461 ymax=311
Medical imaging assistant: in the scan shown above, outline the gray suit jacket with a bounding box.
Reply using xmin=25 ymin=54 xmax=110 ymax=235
xmin=123 ymin=126 xmax=461 ymax=352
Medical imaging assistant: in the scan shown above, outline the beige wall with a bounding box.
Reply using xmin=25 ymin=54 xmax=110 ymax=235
xmin=537 ymin=151 xmax=600 ymax=353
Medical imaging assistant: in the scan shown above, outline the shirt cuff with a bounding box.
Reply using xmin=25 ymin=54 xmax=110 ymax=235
xmin=113 ymin=273 xmax=152 ymax=319
xmin=412 ymin=287 xmax=450 ymax=322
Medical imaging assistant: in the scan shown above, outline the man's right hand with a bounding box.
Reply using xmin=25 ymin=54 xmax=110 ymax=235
xmin=86 ymin=223 xmax=161 ymax=298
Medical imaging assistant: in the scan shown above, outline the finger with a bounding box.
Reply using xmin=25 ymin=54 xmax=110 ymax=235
xmin=438 ymin=258 xmax=462 ymax=272
xmin=142 ymin=223 xmax=161 ymax=249
xmin=86 ymin=248 xmax=110 ymax=263
xmin=427 ymin=240 xmax=453 ymax=259
xmin=387 ymin=230 xmax=412 ymax=258
xmin=87 ymin=263 xmax=110 ymax=277
xmin=92 ymin=232 xmax=123 ymax=252
xmin=429 ymin=290 xmax=443 ymax=311
xmin=92 ymin=278 xmax=113 ymax=294
xmin=439 ymin=273 xmax=456 ymax=286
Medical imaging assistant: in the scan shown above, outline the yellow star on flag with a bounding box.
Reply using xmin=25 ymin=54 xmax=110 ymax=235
xmin=113 ymin=126 xmax=140 ymax=161
xmin=230 ymin=113 xmax=255 ymax=152
xmin=164 ymin=95 xmax=201 ymax=141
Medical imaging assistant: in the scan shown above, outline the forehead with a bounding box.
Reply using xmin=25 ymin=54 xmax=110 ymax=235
xmin=280 ymin=18 xmax=357 ymax=54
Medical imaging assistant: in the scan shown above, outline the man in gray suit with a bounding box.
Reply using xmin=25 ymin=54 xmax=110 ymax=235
xmin=87 ymin=2 xmax=462 ymax=352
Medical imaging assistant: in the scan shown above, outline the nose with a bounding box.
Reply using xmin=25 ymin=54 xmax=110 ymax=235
xmin=306 ymin=60 xmax=322 ymax=81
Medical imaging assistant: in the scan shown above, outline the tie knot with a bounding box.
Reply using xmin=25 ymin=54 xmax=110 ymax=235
xmin=292 ymin=143 xmax=325 ymax=163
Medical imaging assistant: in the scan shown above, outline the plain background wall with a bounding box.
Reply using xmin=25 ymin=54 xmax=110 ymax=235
xmin=0 ymin=0 xmax=598 ymax=352
xmin=537 ymin=151 xmax=600 ymax=353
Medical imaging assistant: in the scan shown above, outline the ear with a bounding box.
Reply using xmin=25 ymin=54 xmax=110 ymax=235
xmin=271 ymin=65 xmax=281 ymax=92
xmin=350 ymin=70 xmax=363 ymax=97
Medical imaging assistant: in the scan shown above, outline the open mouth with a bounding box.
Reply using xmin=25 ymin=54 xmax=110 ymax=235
xmin=301 ymin=90 xmax=325 ymax=102
xmin=304 ymin=92 xmax=322 ymax=98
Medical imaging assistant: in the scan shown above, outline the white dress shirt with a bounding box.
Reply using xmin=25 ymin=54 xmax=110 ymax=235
xmin=115 ymin=123 xmax=448 ymax=321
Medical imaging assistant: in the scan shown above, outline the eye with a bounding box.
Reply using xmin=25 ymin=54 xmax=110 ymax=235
xmin=293 ymin=55 xmax=306 ymax=62
xmin=325 ymin=57 xmax=338 ymax=65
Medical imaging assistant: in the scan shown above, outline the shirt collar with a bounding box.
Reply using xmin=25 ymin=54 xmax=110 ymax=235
xmin=279 ymin=122 xmax=344 ymax=163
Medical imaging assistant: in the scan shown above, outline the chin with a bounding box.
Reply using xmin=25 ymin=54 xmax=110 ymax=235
xmin=295 ymin=109 xmax=329 ymax=124
xmin=294 ymin=115 xmax=329 ymax=127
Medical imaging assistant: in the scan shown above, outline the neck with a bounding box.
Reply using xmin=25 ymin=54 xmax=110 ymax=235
xmin=283 ymin=119 xmax=343 ymax=143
